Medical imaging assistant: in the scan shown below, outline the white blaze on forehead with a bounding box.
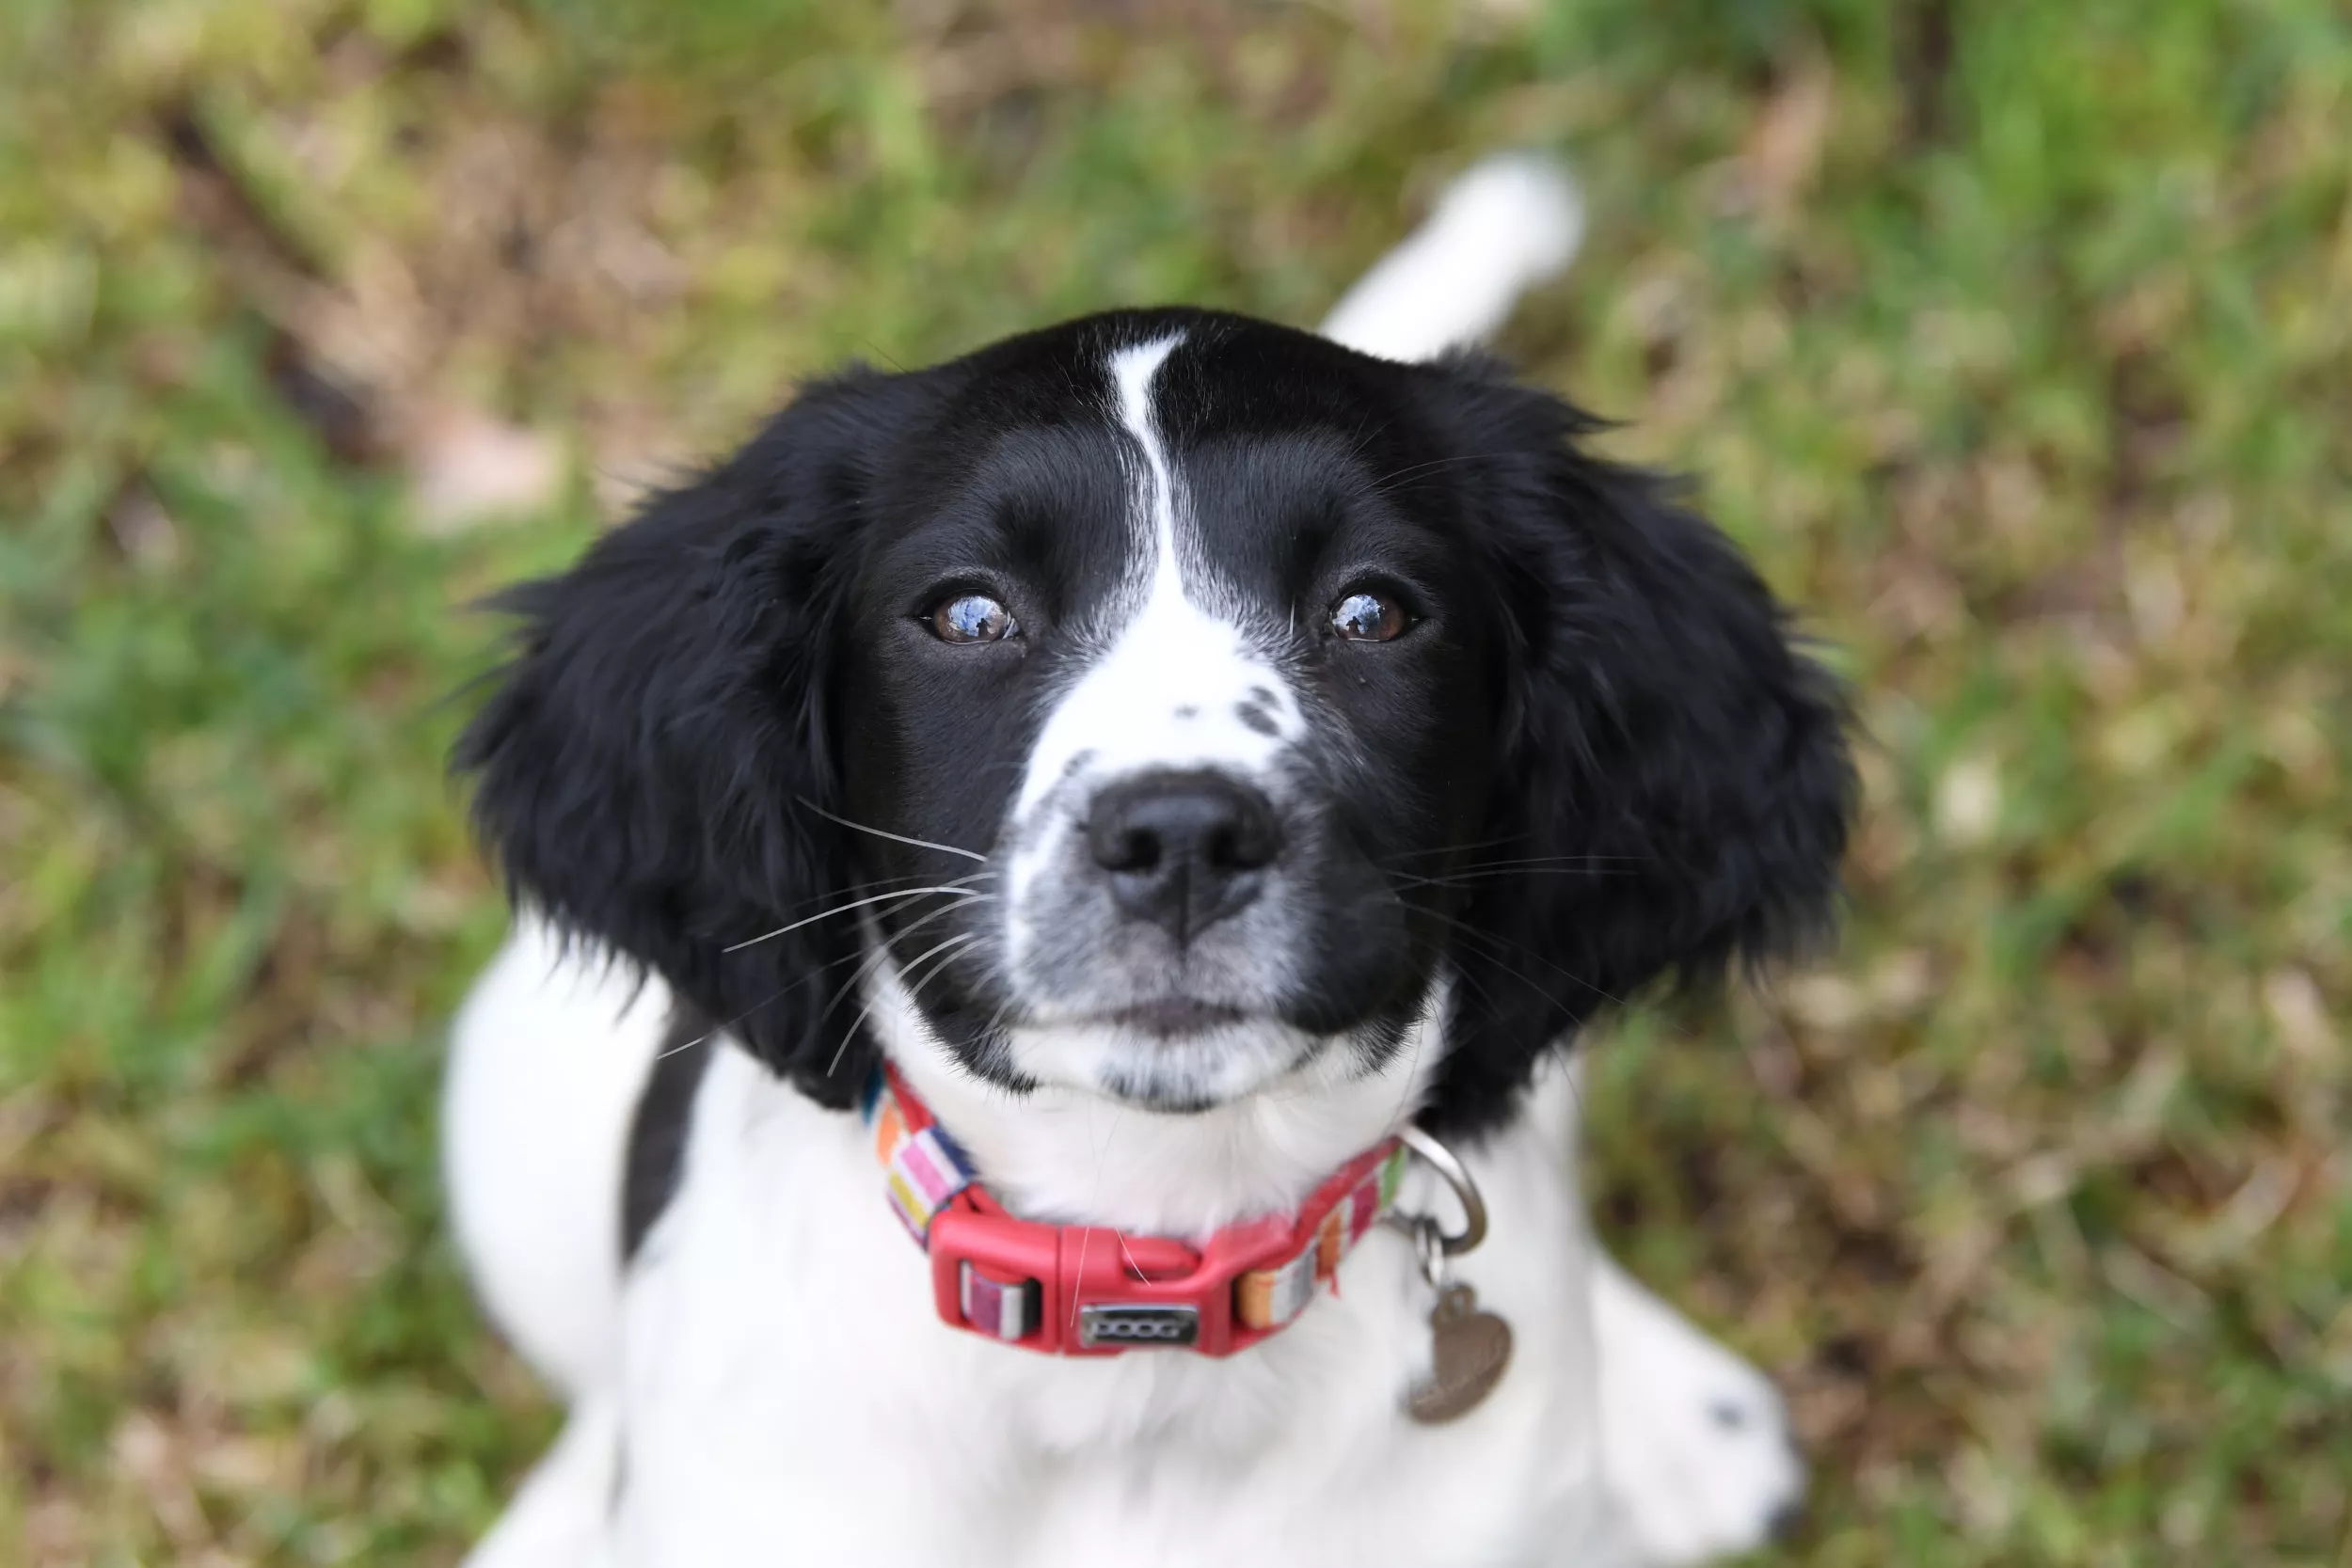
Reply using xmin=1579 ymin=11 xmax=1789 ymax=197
xmin=1112 ymin=335 xmax=1187 ymax=600
xmin=1009 ymin=333 xmax=1305 ymax=820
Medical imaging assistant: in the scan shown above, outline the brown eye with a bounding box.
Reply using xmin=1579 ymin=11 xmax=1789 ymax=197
xmin=930 ymin=593 xmax=1019 ymax=643
xmin=1328 ymin=590 xmax=1409 ymax=642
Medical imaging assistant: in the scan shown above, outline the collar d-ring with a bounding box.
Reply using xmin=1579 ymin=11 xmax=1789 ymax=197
xmin=1394 ymin=1124 xmax=1487 ymax=1258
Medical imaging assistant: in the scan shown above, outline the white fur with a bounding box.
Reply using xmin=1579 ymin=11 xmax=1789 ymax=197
xmin=455 ymin=927 xmax=1636 ymax=1567
xmin=449 ymin=923 xmax=1804 ymax=1566
xmin=1000 ymin=332 xmax=1318 ymax=1105
xmin=442 ymin=916 xmax=665 ymax=1398
xmin=1595 ymin=1255 xmax=1806 ymax=1566
xmin=881 ymin=963 xmax=1445 ymax=1236
xmin=1319 ymin=153 xmax=1584 ymax=363
xmin=463 ymin=1397 xmax=621 ymax=1568
xmin=624 ymin=1016 xmax=1626 ymax=1566
xmin=1006 ymin=335 xmax=1303 ymax=828
xmin=447 ymin=154 xmax=1806 ymax=1567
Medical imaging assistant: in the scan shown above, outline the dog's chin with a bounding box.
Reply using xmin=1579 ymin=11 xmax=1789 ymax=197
xmin=1002 ymin=1011 xmax=1327 ymax=1114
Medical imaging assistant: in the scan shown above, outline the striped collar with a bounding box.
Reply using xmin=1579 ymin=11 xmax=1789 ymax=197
xmin=861 ymin=1063 xmax=1407 ymax=1356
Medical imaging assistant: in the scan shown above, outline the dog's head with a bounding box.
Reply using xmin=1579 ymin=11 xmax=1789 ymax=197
xmin=457 ymin=309 xmax=1851 ymax=1133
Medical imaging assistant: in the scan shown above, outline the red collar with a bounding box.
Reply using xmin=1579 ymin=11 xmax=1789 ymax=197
xmin=863 ymin=1063 xmax=1407 ymax=1356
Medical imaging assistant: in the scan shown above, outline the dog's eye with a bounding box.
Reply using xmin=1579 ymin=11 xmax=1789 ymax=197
xmin=1328 ymin=590 xmax=1409 ymax=642
xmin=930 ymin=593 xmax=1020 ymax=644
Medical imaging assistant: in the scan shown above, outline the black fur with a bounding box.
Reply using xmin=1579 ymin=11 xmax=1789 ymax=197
xmin=1429 ymin=357 xmax=1853 ymax=1125
xmin=621 ymin=1006 xmax=717 ymax=1262
xmin=454 ymin=309 xmax=1851 ymax=1139
xmin=455 ymin=371 xmax=922 ymax=1110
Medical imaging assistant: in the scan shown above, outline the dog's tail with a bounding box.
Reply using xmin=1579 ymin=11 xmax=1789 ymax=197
xmin=1318 ymin=152 xmax=1582 ymax=363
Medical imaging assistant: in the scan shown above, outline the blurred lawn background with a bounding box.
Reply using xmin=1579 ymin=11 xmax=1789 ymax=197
xmin=2 ymin=0 xmax=2347 ymax=1562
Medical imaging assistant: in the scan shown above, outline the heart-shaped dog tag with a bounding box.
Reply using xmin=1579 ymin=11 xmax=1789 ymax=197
xmin=1406 ymin=1281 xmax=1513 ymax=1424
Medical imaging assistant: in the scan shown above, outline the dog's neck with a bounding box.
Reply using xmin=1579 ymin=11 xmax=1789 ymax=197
xmin=865 ymin=967 xmax=1447 ymax=1239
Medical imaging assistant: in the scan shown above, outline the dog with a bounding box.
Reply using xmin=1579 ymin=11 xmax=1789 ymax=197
xmin=442 ymin=155 xmax=1852 ymax=1567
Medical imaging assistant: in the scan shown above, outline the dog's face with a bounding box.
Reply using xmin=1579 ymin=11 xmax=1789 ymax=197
xmin=834 ymin=328 xmax=1500 ymax=1110
xmin=459 ymin=309 xmax=1851 ymax=1132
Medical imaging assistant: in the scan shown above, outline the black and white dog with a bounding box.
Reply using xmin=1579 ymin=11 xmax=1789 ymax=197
xmin=444 ymin=157 xmax=1853 ymax=1567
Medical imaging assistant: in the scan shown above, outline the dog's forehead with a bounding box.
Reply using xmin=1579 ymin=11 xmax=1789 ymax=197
xmin=923 ymin=309 xmax=1422 ymax=451
xmin=873 ymin=310 xmax=1444 ymax=562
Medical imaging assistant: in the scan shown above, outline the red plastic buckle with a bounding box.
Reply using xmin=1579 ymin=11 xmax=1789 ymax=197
xmin=928 ymin=1193 xmax=1306 ymax=1357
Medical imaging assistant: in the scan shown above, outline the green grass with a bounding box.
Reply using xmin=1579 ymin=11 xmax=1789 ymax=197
xmin=3 ymin=1 xmax=2346 ymax=1562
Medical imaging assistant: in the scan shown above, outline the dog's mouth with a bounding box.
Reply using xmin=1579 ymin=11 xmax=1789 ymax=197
xmin=1103 ymin=998 xmax=1251 ymax=1038
xmin=978 ymin=995 xmax=1346 ymax=1113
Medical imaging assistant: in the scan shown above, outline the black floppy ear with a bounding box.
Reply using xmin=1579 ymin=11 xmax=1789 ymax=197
xmin=1427 ymin=366 xmax=1856 ymax=1131
xmin=453 ymin=369 xmax=909 ymax=1107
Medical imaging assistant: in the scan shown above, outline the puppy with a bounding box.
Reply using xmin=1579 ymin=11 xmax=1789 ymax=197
xmin=444 ymin=156 xmax=1852 ymax=1568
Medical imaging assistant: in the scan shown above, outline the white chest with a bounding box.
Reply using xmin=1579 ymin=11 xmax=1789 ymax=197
xmin=612 ymin=1049 xmax=1632 ymax=1568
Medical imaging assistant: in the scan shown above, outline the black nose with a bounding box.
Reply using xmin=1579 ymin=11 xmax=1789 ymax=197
xmin=1086 ymin=771 xmax=1281 ymax=944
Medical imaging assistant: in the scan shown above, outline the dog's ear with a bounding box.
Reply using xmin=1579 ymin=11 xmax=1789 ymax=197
xmin=453 ymin=369 xmax=911 ymax=1106
xmin=1425 ymin=364 xmax=1856 ymax=1129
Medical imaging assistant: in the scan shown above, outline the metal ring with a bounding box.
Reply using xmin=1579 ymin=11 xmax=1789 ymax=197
xmin=1409 ymin=1214 xmax=1446 ymax=1290
xmin=1396 ymin=1125 xmax=1488 ymax=1258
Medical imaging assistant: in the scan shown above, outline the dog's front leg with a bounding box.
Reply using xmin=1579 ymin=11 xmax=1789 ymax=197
xmin=1591 ymin=1254 xmax=1808 ymax=1565
xmin=464 ymin=1398 xmax=622 ymax=1568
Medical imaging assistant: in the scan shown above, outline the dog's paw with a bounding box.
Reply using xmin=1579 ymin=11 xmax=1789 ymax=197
xmin=1592 ymin=1258 xmax=1806 ymax=1566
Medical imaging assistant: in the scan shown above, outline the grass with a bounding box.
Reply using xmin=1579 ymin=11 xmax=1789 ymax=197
xmin=2 ymin=0 xmax=2345 ymax=1562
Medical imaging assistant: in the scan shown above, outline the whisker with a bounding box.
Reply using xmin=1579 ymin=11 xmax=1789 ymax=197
xmin=817 ymin=897 xmax=989 ymax=1030
xmin=1380 ymin=847 xmax=1650 ymax=873
xmin=793 ymin=797 xmax=990 ymax=863
xmin=973 ymin=992 xmax=1022 ymax=1044
xmin=1368 ymin=451 xmax=1511 ymax=490
xmin=900 ymin=933 xmax=980 ymax=1008
xmin=1395 ymin=895 xmax=1632 ymax=1012
xmin=1456 ymin=854 xmax=1652 ymax=870
xmin=1073 ymin=1103 xmax=1123 ymax=1327
xmin=1375 ymin=832 xmax=1533 ymax=865
xmin=654 ymin=900 xmax=997 ymax=1062
xmin=829 ymin=930 xmax=980 ymax=1076
xmin=787 ymin=865 xmax=999 ymax=906
xmin=1431 ymin=923 xmax=1581 ymax=1006
xmin=1382 ymin=984 xmax=1437 ymax=1138
xmin=1391 ymin=865 xmax=1640 ymax=892
xmin=654 ymin=1028 xmax=715 ymax=1062
xmin=723 ymin=879 xmax=990 ymax=953
xmin=1558 ymin=1039 xmax=1585 ymax=1116
xmin=650 ymin=967 xmax=838 ymax=1061
xmin=656 ymin=930 xmax=913 ymax=1061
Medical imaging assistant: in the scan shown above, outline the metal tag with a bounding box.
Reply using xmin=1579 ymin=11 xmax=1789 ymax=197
xmin=1406 ymin=1282 xmax=1512 ymax=1424
xmin=1076 ymin=1303 xmax=1200 ymax=1349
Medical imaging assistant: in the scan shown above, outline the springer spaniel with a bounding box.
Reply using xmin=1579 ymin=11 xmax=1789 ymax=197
xmin=443 ymin=155 xmax=1853 ymax=1568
